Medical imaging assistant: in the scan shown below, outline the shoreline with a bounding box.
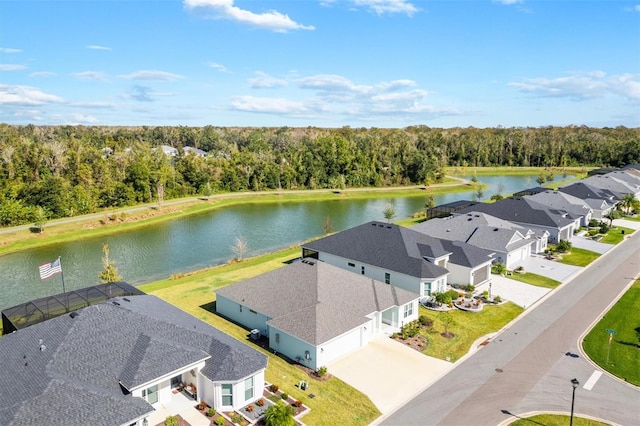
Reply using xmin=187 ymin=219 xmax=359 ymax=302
xmin=0 ymin=179 xmax=480 ymax=258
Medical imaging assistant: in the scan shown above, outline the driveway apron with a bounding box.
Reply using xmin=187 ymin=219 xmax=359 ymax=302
xmin=328 ymin=334 xmax=452 ymax=415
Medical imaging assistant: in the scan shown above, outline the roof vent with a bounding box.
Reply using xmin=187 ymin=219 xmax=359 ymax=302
xmin=112 ymin=301 xmax=120 ymax=306
xmin=69 ymin=312 xmax=79 ymax=319
xmin=123 ymin=298 xmax=130 ymax=302
xmin=467 ymin=218 xmax=472 ymax=221
xmin=446 ymin=229 xmax=451 ymax=232
xmin=386 ymin=225 xmax=391 ymax=229
xmin=494 ymin=228 xmax=499 ymax=231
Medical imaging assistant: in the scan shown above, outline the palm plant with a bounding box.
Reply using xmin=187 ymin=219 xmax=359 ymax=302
xmin=264 ymin=401 xmax=295 ymax=426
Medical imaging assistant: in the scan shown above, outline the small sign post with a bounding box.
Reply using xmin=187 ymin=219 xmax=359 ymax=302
xmin=605 ymin=328 xmax=617 ymax=364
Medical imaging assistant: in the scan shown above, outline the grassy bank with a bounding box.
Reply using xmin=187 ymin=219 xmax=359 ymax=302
xmin=600 ymin=226 xmax=634 ymax=244
xmin=445 ymin=166 xmax=590 ymax=176
xmin=0 ymin=183 xmax=476 ymax=258
xmin=582 ymin=279 xmax=640 ymax=386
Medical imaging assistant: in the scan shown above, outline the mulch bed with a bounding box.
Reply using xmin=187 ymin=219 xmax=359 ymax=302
xmin=295 ymin=364 xmax=332 ymax=382
xmin=159 ymin=415 xmax=191 ymax=426
xmin=392 ymin=333 xmax=429 ymax=352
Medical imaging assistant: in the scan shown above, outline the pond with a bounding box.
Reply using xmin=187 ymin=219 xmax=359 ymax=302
xmin=0 ymin=174 xmax=555 ymax=311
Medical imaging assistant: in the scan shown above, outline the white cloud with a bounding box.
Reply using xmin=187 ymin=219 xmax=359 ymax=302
xmin=184 ymin=0 xmax=315 ymax=32
xmin=353 ymin=0 xmax=419 ymax=16
xmin=68 ymin=113 xmax=100 ymax=124
xmin=0 ymin=47 xmax=22 ymax=53
xmin=30 ymin=71 xmax=56 ymax=77
xmin=120 ymin=70 xmax=183 ymax=81
xmin=0 ymin=84 xmax=64 ymax=106
xmin=230 ymin=72 xmax=460 ymax=121
xmin=72 ymin=71 xmax=107 ymax=81
xmin=208 ymin=62 xmax=230 ymax=73
xmin=249 ymin=71 xmax=288 ymax=89
xmin=0 ymin=64 xmax=27 ymax=71
xmin=86 ymin=45 xmax=112 ymax=50
xmin=509 ymin=71 xmax=640 ymax=101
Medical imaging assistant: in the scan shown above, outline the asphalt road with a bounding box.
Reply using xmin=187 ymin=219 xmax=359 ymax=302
xmin=381 ymin=230 xmax=640 ymax=426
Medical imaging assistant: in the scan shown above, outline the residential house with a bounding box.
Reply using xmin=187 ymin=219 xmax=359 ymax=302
xmin=455 ymin=198 xmax=577 ymax=244
xmin=525 ymin=190 xmax=593 ymax=227
xmin=301 ymin=221 xmax=492 ymax=295
xmin=183 ymin=146 xmax=208 ymax=157
xmin=216 ymin=259 xmax=419 ymax=371
xmin=576 ymin=174 xmax=640 ymax=199
xmin=412 ymin=212 xmax=546 ymax=269
xmin=0 ymin=295 xmax=267 ymax=426
xmin=557 ymin=182 xmax=615 ymax=219
xmin=160 ymin=145 xmax=178 ymax=156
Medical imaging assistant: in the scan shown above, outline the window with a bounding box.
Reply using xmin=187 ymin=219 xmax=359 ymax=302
xmin=239 ymin=305 xmax=243 ymax=312
xmin=423 ymin=282 xmax=431 ymax=296
xmin=221 ymin=384 xmax=233 ymax=406
xmin=384 ymin=272 xmax=390 ymax=284
xmin=348 ymin=262 xmax=355 ymax=267
xmin=403 ymin=303 xmax=413 ymax=318
xmin=361 ymin=266 xmax=365 ymax=275
xmin=249 ymin=309 xmax=257 ymax=314
xmin=244 ymin=377 xmax=254 ymax=401
xmin=142 ymin=384 xmax=158 ymax=404
xmin=275 ymin=333 xmax=280 ymax=344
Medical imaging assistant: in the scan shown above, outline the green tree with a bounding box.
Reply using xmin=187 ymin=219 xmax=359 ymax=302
xmin=383 ymin=203 xmax=396 ymax=223
xmin=264 ymin=401 xmax=295 ymax=426
xmin=33 ymin=206 xmax=47 ymax=233
xmin=620 ymin=194 xmax=639 ymax=214
xmin=99 ymin=244 xmax=123 ymax=283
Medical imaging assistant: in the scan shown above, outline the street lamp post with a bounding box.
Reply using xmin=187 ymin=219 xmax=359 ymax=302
xmin=570 ymin=378 xmax=579 ymax=426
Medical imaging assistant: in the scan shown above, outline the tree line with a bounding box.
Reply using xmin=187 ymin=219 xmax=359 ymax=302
xmin=0 ymin=123 xmax=638 ymax=227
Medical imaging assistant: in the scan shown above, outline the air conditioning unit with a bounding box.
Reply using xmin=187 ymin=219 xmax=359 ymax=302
xmin=250 ymin=329 xmax=261 ymax=341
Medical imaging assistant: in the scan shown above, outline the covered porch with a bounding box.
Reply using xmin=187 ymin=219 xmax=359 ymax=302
xmin=146 ymin=389 xmax=209 ymax=426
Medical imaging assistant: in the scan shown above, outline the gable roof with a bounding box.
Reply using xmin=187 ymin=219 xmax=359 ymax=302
xmin=216 ymin=260 xmax=418 ymax=346
xmin=526 ymin=190 xmax=592 ymax=218
xmin=577 ymin=174 xmax=640 ymax=198
xmin=0 ymin=295 xmax=267 ymax=426
xmin=455 ymin=198 xmax=576 ymax=229
xmin=412 ymin=212 xmax=536 ymax=254
xmin=302 ymin=221 xmax=450 ymax=279
xmin=558 ymin=182 xmax=617 ymax=202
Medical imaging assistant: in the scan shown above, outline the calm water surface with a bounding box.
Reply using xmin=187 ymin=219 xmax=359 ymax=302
xmin=0 ymin=174 xmax=547 ymax=310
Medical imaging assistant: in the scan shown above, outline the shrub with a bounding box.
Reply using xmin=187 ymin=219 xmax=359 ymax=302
xmin=293 ymin=400 xmax=302 ymax=407
xmin=495 ymin=295 xmax=502 ymax=303
xmin=165 ymin=416 xmax=178 ymax=426
xmin=232 ymin=413 xmax=243 ymax=424
xmin=556 ymin=239 xmax=572 ymax=253
xmin=418 ymin=315 xmax=428 ymax=326
xmin=247 ymin=404 xmax=254 ymax=412
xmin=465 ymin=284 xmax=475 ymax=292
xmin=197 ymin=400 xmax=207 ymax=411
xmin=589 ymin=219 xmax=599 ymax=227
xmin=446 ymin=289 xmax=460 ymax=300
xmin=599 ymin=224 xmax=609 ymax=234
xmin=215 ymin=417 xmax=225 ymax=426
xmin=492 ymin=262 xmax=506 ymax=275
xmin=316 ymin=366 xmax=328 ymax=377
xmin=256 ymin=398 xmax=265 ymax=407
xmin=281 ymin=392 xmax=289 ymax=400
xmin=207 ymin=408 xmax=216 ymax=417
xmin=269 ymin=383 xmax=279 ymax=393
xmin=434 ymin=291 xmax=452 ymax=305
xmin=482 ymin=290 xmax=489 ymax=299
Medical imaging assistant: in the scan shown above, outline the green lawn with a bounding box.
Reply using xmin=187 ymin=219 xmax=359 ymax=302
xmin=504 ymin=272 xmax=561 ymax=289
xmin=582 ymin=279 xmax=640 ymax=386
xmin=622 ymin=215 xmax=640 ymax=222
xmin=139 ymin=247 xmax=381 ymax=426
xmin=417 ymin=303 xmax=524 ymax=362
xmin=510 ymin=414 xmax=611 ymax=426
xmin=600 ymin=226 xmax=634 ymax=244
xmin=557 ymin=248 xmax=600 ymax=267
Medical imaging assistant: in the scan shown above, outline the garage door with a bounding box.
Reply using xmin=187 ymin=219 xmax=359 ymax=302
xmin=473 ymin=267 xmax=488 ymax=285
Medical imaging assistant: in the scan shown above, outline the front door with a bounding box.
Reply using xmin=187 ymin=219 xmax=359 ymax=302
xmin=171 ymin=374 xmax=182 ymax=389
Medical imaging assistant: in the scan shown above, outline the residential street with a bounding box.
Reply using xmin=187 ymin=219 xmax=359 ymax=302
xmin=380 ymin=230 xmax=640 ymax=426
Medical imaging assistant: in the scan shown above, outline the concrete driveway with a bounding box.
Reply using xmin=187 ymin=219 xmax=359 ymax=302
xmin=477 ymin=276 xmax=550 ymax=309
xmin=613 ymin=218 xmax=640 ymax=230
xmin=328 ymin=334 xmax=452 ymax=415
xmin=519 ymin=256 xmax=582 ymax=282
xmin=571 ymin=235 xmax=613 ymax=254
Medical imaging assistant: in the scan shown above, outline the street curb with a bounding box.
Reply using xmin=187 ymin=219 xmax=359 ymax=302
xmin=496 ymin=410 xmax=622 ymax=426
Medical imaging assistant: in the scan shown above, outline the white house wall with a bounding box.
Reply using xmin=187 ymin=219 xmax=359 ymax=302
xmin=269 ymin=327 xmax=319 ymax=371
xmin=317 ymin=322 xmax=372 ymax=369
xmin=216 ymin=295 xmax=271 ymax=337
xmin=316 ymin=252 xmax=434 ymax=296
xmin=212 ymin=370 xmax=265 ymax=411
xmin=446 ymin=263 xmax=474 ymax=286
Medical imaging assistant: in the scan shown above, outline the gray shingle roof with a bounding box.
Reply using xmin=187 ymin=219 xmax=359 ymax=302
xmin=216 ymin=260 xmax=418 ymax=346
xmin=412 ymin=212 xmax=536 ymax=254
xmin=0 ymin=295 xmax=267 ymax=426
xmin=558 ymin=182 xmax=617 ymax=202
xmin=302 ymin=221 xmax=450 ymax=279
xmin=456 ymin=198 xmax=575 ymax=229
xmin=526 ymin=191 xmax=592 ymax=218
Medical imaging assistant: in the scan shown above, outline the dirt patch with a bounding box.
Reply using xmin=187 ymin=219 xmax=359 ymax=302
xmin=441 ymin=332 xmax=455 ymax=339
xmin=295 ymin=364 xmax=332 ymax=382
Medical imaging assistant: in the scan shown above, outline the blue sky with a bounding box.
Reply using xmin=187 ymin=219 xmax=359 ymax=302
xmin=1 ymin=0 xmax=639 ymax=128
